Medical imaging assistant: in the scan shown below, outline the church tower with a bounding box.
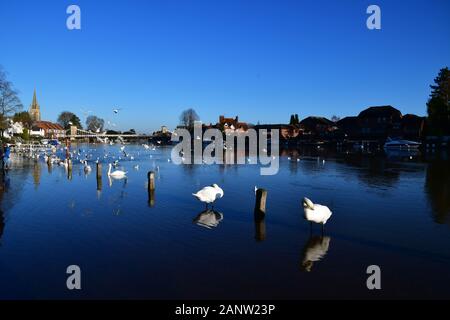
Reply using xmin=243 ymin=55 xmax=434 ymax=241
xmin=29 ymin=89 xmax=41 ymax=122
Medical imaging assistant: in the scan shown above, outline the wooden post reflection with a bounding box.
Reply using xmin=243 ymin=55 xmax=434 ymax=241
xmin=148 ymin=171 xmax=155 ymax=207
xmin=96 ymin=163 xmax=102 ymax=191
xmin=148 ymin=189 xmax=155 ymax=207
xmin=254 ymin=188 xmax=268 ymax=241
xmin=67 ymin=159 xmax=73 ymax=180
xmin=254 ymin=212 xmax=266 ymax=242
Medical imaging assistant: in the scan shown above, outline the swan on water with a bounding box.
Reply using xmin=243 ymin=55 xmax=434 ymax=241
xmin=302 ymin=197 xmax=332 ymax=233
xmin=108 ymin=163 xmax=127 ymax=178
xmin=84 ymin=160 xmax=92 ymax=173
xmin=192 ymin=184 xmax=224 ymax=208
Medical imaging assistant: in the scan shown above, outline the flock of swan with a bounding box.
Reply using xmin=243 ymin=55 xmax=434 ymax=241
xmin=192 ymin=184 xmax=332 ymax=233
xmin=19 ymin=142 xmax=334 ymax=233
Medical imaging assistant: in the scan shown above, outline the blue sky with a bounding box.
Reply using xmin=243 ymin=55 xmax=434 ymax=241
xmin=1 ymin=0 xmax=449 ymax=133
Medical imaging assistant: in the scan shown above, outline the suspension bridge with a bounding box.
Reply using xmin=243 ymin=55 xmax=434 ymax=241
xmin=65 ymin=127 xmax=152 ymax=140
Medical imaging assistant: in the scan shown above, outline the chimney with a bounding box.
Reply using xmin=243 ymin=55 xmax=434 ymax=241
xmin=219 ymin=115 xmax=224 ymax=124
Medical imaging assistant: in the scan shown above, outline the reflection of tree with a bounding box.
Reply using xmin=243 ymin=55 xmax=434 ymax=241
xmin=339 ymin=154 xmax=401 ymax=189
xmin=0 ymin=209 xmax=4 ymax=245
xmin=0 ymin=173 xmax=6 ymax=244
xmin=425 ymin=160 xmax=450 ymax=225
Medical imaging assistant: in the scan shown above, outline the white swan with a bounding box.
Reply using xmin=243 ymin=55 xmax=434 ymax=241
xmin=108 ymin=163 xmax=127 ymax=178
xmin=302 ymin=197 xmax=332 ymax=231
xmin=193 ymin=184 xmax=224 ymax=208
xmin=84 ymin=160 xmax=92 ymax=173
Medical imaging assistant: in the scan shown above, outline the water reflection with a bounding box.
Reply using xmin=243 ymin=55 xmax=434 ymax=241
xmin=107 ymin=175 xmax=128 ymax=188
xmin=0 ymin=209 xmax=4 ymax=245
xmin=193 ymin=209 xmax=223 ymax=229
xmin=32 ymin=162 xmax=41 ymax=189
xmin=425 ymin=159 xmax=450 ymax=225
xmin=300 ymin=236 xmax=331 ymax=272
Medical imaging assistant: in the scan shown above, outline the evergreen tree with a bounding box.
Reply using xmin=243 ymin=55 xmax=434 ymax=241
xmin=427 ymin=67 xmax=450 ymax=136
xmin=289 ymin=114 xmax=295 ymax=125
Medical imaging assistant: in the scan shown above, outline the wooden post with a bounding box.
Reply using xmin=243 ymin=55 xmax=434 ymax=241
xmin=96 ymin=163 xmax=102 ymax=191
xmin=254 ymin=214 xmax=266 ymax=242
xmin=148 ymin=171 xmax=155 ymax=191
xmin=147 ymin=171 xmax=155 ymax=207
xmin=47 ymin=155 xmax=52 ymax=166
xmin=254 ymin=188 xmax=267 ymax=215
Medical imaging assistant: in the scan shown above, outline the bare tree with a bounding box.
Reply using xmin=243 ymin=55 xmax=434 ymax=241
xmin=86 ymin=115 xmax=105 ymax=132
xmin=331 ymin=115 xmax=341 ymax=122
xmin=0 ymin=66 xmax=23 ymax=137
xmin=0 ymin=66 xmax=23 ymax=118
xmin=179 ymin=108 xmax=200 ymax=128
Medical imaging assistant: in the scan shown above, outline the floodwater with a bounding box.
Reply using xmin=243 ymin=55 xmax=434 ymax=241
xmin=0 ymin=144 xmax=449 ymax=299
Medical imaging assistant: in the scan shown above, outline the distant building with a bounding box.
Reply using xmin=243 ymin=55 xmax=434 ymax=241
xmin=401 ymin=114 xmax=425 ymax=140
xmin=254 ymin=124 xmax=302 ymax=140
xmin=336 ymin=106 xmax=424 ymax=141
xmin=336 ymin=116 xmax=360 ymax=139
xmin=358 ymin=105 xmax=402 ymax=138
xmin=300 ymin=116 xmax=337 ymax=136
xmin=29 ymin=89 xmax=41 ymax=122
xmin=30 ymin=121 xmax=65 ymax=138
xmin=218 ymin=115 xmax=249 ymax=133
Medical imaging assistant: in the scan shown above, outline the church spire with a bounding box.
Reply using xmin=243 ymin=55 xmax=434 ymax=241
xmin=32 ymin=89 xmax=37 ymax=108
xmin=29 ymin=89 xmax=41 ymax=122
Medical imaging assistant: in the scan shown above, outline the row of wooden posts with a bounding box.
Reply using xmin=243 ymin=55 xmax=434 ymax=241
xmin=48 ymin=157 xmax=267 ymax=240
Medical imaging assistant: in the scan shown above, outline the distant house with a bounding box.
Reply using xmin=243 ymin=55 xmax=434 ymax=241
xmin=299 ymin=117 xmax=336 ymax=136
xmin=3 ymin=120 xmax=24 ymax=138
xmin=401 ymin=114 xmax=425 ymax=140
xmin=218 ymin=115 xmax=249 ymax=133
xmin=336 ymin=116 xmax=360 ymax=138
xmin=30 ymin=121 xmax=65 ymax=138
xmin=254 ymin=124 xmax=302 ymax=140
xmin=358 ymin=106 xmax=402 ymax=139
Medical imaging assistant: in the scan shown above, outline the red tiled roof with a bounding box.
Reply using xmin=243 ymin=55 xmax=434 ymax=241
xmin=34 ymin=121 xmax=64 ymax=131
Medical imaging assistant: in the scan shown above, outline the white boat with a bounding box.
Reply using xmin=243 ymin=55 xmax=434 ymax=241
xmin=384 ymin=137 xmax=421 ymax=149
xmin=41 ymin=139 xmax=49 ymax=145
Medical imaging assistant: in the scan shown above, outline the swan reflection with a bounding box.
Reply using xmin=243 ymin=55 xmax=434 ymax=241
xmin=193 ymin=209 xmax=223 ymax=229
xmin=300 ymin=236 xmax=331 ymax=272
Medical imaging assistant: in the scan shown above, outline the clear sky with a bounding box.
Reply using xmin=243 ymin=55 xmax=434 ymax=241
xmin=1 ymin=0 xmax=449 ymax=133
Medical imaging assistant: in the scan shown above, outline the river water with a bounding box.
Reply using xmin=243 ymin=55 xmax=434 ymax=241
xmin=0 ymin=144 xmax=449 ymax=299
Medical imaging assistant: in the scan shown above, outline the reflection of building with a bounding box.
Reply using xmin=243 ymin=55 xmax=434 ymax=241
xmin=30 ymin=121 xmax=65 ymax=138
xmin=29 ymin=89 xmax=41 ymax=122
